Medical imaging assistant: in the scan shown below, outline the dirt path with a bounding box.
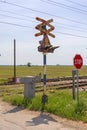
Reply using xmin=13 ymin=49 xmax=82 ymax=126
xmin=0 ymin=98 xmax=87 ymax=130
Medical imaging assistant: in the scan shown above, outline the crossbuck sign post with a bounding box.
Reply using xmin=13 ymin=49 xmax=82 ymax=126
xmin=35 ymin=17 xmax=59 ymax=104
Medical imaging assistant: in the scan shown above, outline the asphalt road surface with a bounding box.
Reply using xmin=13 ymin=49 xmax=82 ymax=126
xmin=0 ymin=99 xmax=87 ymax=130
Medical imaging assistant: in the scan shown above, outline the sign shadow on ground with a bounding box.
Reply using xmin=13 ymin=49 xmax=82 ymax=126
xmin=26 ymin=112 xmax=57 ymax=126
xmin=3 ymin=106 xmax=25 ymax=114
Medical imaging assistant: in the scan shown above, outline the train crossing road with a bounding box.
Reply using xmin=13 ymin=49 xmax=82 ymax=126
xmin=0 ymin=99 xmax=87 ymax=130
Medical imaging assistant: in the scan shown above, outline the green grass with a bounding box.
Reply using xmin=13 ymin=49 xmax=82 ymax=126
xmin=1 ymin=85 xmax=87 ymax=123
xmin=0 ymin=65 xmax=87 ymax=79
xmin=0 ymin=65 xmax=87 ymax=122
xmin=0 ymin=65 xmax=87 ymax=84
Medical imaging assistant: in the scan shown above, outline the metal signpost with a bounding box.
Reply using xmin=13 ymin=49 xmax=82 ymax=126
xmin=73 ymin=54 xmax=83 ymax=103
xmin=72 ymin=69 xmax=78 ymax=100
xmin=35 ymin=17 xmax=59 ymax=104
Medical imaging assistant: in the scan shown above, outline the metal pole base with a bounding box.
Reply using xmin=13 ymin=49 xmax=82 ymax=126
xmin=41 ymin=94 xmax=48 ymax=112
xmin=42 ymin=94 xmax=48 ymax=104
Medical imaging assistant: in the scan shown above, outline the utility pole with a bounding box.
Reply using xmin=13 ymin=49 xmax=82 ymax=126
xmin=14 ymin=39 xmax=16 ymax=83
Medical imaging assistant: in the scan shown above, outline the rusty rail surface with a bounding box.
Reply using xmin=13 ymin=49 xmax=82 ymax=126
xmin=4 ymin=76 xmax=87 ymax=92
xmin=36 ymin=76 xmax=87 ymax=92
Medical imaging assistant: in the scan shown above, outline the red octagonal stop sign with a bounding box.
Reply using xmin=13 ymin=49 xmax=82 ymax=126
xmin=73 ymin=54 xmax=83 ymax=69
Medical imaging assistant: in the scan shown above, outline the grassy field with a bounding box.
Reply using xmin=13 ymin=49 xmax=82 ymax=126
xmin=0 ymin=65 xmax=87 ymax=122
xmin=0 ymin=65 xmax=87 ymax=79
xmin=0 ymin=84 xmax=87 ymax=122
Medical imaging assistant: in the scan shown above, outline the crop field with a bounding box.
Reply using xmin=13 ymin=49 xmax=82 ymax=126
xmin=0 ymin=65 xmax=87 ymax=79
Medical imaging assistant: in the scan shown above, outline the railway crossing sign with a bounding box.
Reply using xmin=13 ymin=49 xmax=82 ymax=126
xmin=35 ymin=17 xmax=59 ymax=104
xmin=35 ymin=17 xmax=55 ymax=38
xmin=73 ymin=54 xmax=83 ymax=69
xmin=35 ymin=17 xmax=59 ymax=53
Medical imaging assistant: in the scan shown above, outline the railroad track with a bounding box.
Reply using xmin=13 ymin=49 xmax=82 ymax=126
xmin=36 ymin=76 xmax=87 ymax=92
xmin=0 ymin=76 xmax=87 ymax=96
xmin=1 ymin=76 xmax=87 ymax=92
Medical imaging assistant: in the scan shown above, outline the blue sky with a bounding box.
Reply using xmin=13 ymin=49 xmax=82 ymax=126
xmin=0 ymin=0 xmax=87 ymax=65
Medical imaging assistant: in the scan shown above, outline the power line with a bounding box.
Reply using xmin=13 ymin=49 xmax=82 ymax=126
xmin=0 ymin=7 xmax=86 ymax=32
xmin=55 ymin=31 xmax=87 ymax=39
xmin=0 ymin=8 xmax=87 ymax=32
xmin=0 ymin=0 xmax=87 ymax=26
xmin=0 ymin=8 xmax=87 ymax=31
xmin=64 ymin=0 xmax=87 ymax=8
xmin=55 ymin=22 xmax=87 ymax=31
xmin=0 ymin=13 xmax=33 ymax=22
xmin=40 ymin=0 xmax=87 ymax=15
xmin=0 ymin=20 xmax=87 ymax=39
xmin=0 ymin=1 xmax=87 ymax=38
xmin=0 ymin=21 xmax=33 ymax=28
xmin=1 ymin=12 xmax=86 ymax=33
xmin=0 ymin=9 xmax=34 ymax=19
xmin=0 ymin=11 xmax=87 ymax=32
xmin=56 ymin=25 xmax=87 ymax=33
